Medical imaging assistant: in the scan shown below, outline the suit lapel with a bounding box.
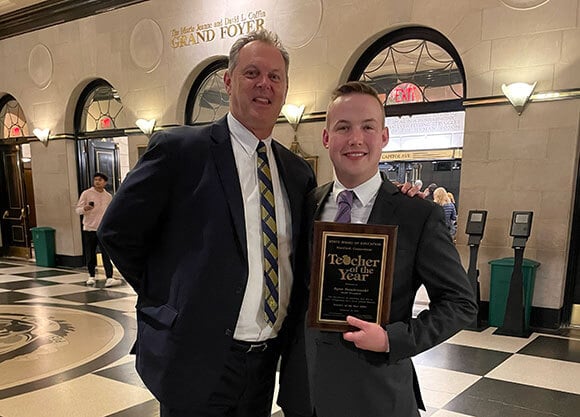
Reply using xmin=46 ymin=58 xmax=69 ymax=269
xmin=209 ymin=117 xmax=247 ymax=261
xmin=313 ymin=182 xmax=333 ymax=221
xmin=367 ymin=178 xmax=400 ymax=225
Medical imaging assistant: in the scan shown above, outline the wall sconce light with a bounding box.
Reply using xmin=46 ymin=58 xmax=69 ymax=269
xmin=501 ymin=82 xmax=537 ymax=115
xmin=136 ymin=118 xmax=156 ymax=136
xmin=33 ymin=128 xmax=50 ymax=146
xmin=281 ymin=103 xmax=318 ymax=175
xmin=281 ymin=104 xmax=305 ymax=131
xmin=282 ymin=103 xmax=306 ymax=153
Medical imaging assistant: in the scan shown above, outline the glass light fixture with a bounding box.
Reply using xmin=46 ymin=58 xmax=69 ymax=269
xmin=281 ymin=104 xmax=305 ymax=131
xmin=32 ymin=127 xmax=50 ymax=146
xmin=136 ymin=118 xmax=156 ymax=136
xmin=281 ymin=103 xmax=317 ymax=173
xmin=501 ymin=82 xmax=537 ymax=115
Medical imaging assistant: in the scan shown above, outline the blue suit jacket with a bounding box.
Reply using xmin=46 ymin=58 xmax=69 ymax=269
xmin=98 ymin=116 xmax=316 ymax=409
xmin=278 ymin=178 xmax=477 ymax=417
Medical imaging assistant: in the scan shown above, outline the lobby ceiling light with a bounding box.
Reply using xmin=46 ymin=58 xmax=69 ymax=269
xmin=501 ymin=82 xmax=537 ymax=115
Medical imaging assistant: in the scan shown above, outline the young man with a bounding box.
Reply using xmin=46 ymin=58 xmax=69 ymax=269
xmin=75 ymin=172 xmax=120 ymax=287
xmin=98 ymin=30 xmax=317 ymax=417
xmin=278 ymin=82 xmax=477 ymax=417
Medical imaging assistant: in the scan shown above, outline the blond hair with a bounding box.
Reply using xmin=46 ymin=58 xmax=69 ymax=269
xmin=433 ymin=187 xmax=451 ymax=205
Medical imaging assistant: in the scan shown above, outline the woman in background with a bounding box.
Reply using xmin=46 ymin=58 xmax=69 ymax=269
xmin=434 ymin=187 xmax=457 ymax=240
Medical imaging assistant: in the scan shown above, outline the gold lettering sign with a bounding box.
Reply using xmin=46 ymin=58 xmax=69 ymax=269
xmin=170 ymin=10 xmax=267 ymax=48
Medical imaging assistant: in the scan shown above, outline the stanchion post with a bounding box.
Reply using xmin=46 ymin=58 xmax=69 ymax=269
xmin=494 ymin=212 xmax=533 ymax=338
xmin=465 ymin=210 xmax=487 ymax=331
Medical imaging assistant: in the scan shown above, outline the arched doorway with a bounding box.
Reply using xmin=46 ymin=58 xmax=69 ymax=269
xmin=0 ymin=95 xmax=36 ymax=258
xmin=74 ymin=80 xmax=128 ymax=195
xmin=185 ymin=58 xmax=229 ymax=125
xmin=349 ymin=27 xmax=466 ymax=205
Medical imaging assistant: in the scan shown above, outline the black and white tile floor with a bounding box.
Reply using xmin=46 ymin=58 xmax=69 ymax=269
xmin=0 ymin=259 xmax=578 ymax=417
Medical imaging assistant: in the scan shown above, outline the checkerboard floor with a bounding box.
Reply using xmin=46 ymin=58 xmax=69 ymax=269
xmin=0 ymin=258 xmax=578 ymax=417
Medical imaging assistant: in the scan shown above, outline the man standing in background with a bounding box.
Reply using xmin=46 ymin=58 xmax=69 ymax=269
xmin=75 ymin=172 xmax=120 ymax=287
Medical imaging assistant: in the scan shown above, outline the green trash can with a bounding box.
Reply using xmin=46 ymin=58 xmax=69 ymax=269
xmin=31 ymin=227 xmax=56 ymax=267
xmin=488 ymin=257 xmax=540 ymax=328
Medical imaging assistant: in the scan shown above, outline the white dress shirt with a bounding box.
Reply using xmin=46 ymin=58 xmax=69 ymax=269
xmin=319 ymin=171 xmax=382 ymax=223
xmin=228 ymin=113 xmax=293 ymax=341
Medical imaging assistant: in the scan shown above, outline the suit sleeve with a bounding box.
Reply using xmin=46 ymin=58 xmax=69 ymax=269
xmin=385 ymin=204 xmax=477 ymax=363
xmin=97 ymin=130 xmax=176 ymax=291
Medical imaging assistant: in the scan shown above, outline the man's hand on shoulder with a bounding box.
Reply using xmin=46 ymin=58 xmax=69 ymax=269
xmin=343 ymin=316 xmax=389 ymax=352
xmin=395 ymin=181 xmax=426 ymax=198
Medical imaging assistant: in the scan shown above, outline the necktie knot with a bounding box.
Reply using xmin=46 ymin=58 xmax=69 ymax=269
xmin=337 ymin=190 xmax=354 ymax=207
xmin=334 ymin=190 xmax=354 ymax=223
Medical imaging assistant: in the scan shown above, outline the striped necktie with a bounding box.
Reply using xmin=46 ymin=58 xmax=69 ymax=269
xmin=334 ymin=190 xmax=354 ymax=223
xmin=257 ymin=141 xmax=279 ymax=325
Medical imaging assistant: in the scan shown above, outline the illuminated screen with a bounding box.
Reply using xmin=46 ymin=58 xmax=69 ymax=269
xmin=515 ymin=214 xmax=529 ymax=224
xmin=470 ymin=213 xmax=483 ymax=222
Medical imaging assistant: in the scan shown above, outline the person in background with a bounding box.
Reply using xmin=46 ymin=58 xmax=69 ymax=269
xmin=75 ymin=172 xmax=120 ymax=287
xmin=413 ymin=179 xmax=423 ymax=191
xmin=447 ymin=190 xmax=456 ymax=205
xmin=424 ymin=182 xmax=438 ymax=201
xmin=278 ymin=81 xmax=476 ymax=417
xmin=98 ymin=29 xmax=317 ymax=417
xmin=434 ymin=186 xmax=457 ymax=239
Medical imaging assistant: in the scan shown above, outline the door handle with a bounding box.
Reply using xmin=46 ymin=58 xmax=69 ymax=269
xmin=2 ymin=209 xmax=24 ymax=221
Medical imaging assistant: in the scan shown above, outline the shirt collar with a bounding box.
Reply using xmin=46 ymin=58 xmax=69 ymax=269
xmin=228 ymin=113 xmax=272 ymax=156
xmin=333 ymin=171 xmax=382 ymax=207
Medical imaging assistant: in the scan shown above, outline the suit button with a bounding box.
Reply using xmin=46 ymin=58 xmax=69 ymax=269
xmin=235 ymin=286 xmax=243 ymax=294
xmin=225 ymin=329 xmax=232 ymax=336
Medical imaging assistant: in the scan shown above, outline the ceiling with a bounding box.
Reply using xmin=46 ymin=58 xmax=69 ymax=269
xmin=0 ymin=0 xmax=149 ymax=41
xmin=0 ymin=0 xmax=45 ymax=16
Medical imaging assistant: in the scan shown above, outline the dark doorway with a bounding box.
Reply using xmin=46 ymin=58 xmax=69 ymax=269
xmin=0 ymin=145 xmax=33 ymax=258
xmin=380 ymin=159 xmax=462 ymax=206
xmin=564 ymin=126 xmax=580 ymax=327
xmin=77 ymin=139 xmax=120 ymax=194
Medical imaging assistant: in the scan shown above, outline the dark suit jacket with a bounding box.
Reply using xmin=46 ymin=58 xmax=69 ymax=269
xmin=278 ymin=178 xmax=477 ymax=417
xmin=98 ymin=116 xmax=316 ymax=409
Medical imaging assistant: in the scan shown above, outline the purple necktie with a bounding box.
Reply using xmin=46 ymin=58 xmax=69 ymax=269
xmin=334 ymin=190 xmax=354 ymax=223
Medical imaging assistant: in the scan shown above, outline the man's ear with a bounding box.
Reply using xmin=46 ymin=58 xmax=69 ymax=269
xmin=322 ymin=128 xmax=330 ymax=149
xmin=382 ymin=126 xmax=389 ymax=147
xmin=223 ymin=71 xmax=232 ymax=94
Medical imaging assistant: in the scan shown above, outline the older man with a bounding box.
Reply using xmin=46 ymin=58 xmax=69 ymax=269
xmin=98 ymin=30 xmax=316 ymax=417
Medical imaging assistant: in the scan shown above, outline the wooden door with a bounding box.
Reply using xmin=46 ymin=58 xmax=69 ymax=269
xmin=0 ymin=145 xmax=31 ymax=258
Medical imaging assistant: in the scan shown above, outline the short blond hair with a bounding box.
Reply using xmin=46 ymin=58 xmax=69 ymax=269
xmin=327 ymin=81 xmax=385 ymax=127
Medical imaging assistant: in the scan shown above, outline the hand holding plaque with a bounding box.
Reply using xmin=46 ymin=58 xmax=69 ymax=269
xmin=307 ymin=221 xmax=397 ymax=332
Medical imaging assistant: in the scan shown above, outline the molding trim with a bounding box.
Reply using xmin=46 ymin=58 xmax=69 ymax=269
xmin=0 ymin=0 xmax=149 ymax=41
xmin=464 ymin=87 xmax=580 ymax=108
